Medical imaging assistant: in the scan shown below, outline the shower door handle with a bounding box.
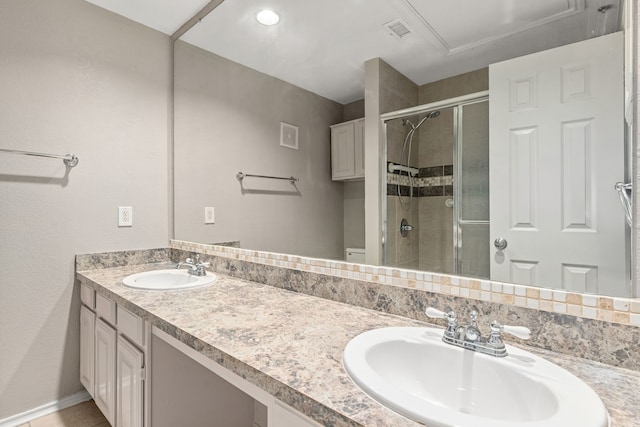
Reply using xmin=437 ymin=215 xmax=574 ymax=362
xmin=494 ymin=238 xmax=508 ymax=251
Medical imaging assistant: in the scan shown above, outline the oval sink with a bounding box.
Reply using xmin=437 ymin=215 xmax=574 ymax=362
xmin=343 ymin=327 xmax=608 ymax=427
xmin=123 ymin=269 xmax=217 ymax=290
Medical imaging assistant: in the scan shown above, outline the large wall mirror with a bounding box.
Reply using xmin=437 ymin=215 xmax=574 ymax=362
xmin=173 ymin=0 xmax=635 ymax=298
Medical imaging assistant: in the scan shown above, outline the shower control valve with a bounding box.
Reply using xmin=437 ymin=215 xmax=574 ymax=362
xmin=400 ymin=218 xmax=414 ymax=237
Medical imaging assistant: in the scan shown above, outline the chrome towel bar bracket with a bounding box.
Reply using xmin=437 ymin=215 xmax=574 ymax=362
xmin=236 ymin=172 xmax=298 ymax=184
xmin=0 ymin=148 xmax=79 ymax=167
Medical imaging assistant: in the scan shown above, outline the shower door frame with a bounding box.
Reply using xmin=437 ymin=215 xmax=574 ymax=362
xmin=453 ymin=97 xmax=490 ymax=277
xmin=380 ymin=91 xmax=489 ymax=274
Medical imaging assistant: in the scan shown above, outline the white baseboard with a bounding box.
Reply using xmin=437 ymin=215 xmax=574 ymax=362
xmin=0 ymin=390 xmax=92 ymax=427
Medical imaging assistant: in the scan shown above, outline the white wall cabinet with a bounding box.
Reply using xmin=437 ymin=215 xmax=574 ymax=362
xmin=80 ymin=284 xmax=149 ymax=427
xmin=331 ymin=118 xmax=364 ymax=181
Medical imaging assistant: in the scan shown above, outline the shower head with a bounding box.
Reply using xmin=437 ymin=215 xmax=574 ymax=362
xmin=402 ymin=110 xmax=440 ymax=132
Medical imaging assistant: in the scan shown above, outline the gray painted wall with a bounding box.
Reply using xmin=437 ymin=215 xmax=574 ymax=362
xmin=0 ymin=0 xmax=170 ymax=418
xmin=173 ymin=41 xmax=345 ymax=260
xmin=343 ymin=181 xmax=365 ymax=251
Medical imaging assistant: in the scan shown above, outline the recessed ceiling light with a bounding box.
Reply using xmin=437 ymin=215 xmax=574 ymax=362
xmin=256 ymin=9 xmax=280 ymax=26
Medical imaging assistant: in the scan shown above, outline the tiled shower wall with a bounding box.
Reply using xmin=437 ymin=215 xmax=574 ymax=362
xmin=385 ymin=68 xmax=488 ymax=274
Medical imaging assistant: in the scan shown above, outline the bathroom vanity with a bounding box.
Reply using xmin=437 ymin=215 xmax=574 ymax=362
xmin=79 ymin=282 xmax=150 ymax=427
xmin=76 ymin=248 xmax=640 ymax=427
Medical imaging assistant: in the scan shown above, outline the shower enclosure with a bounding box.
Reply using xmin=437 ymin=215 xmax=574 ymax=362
xmin=382 ymin=93 xmax=489 ymax=278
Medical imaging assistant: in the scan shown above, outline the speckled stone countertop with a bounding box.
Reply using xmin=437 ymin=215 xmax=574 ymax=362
xmin=77 ymin=263 xmax=640 ymax=427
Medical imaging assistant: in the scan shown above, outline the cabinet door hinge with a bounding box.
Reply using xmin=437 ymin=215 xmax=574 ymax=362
xmin=140 ymin=366 xmax=146 ymax=381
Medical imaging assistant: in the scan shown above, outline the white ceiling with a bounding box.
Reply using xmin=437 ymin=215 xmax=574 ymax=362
xmin=86 ymin=0 xmax=211 ymax=34
xmin=86 ymin=0 xmax=622 ymax=104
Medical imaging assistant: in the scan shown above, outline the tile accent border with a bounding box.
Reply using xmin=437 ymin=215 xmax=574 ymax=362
xmin=169 ymin=240 xmax=639 ymax=328
xmin=386 ymin=163 xmax=454 ymax=197
xmin=169 ymin=240 xmax=640 ymax=370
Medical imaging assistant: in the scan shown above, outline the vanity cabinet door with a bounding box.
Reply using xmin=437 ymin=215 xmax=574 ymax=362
xmin=117 ymin=336 xmax=145 ymax=427
xmin=95 ymin=318 xmax=116 ymax=424
xmin=79 ymin=305 xmax=95 ymax=396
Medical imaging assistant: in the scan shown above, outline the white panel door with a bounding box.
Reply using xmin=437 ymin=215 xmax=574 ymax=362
xmin=80 ymin=305 xmax=95 ymax=397
xmin=489 ymin=32 xmax=627 ymax=295
xmin=117 ymin=336 xmax=145 ymax=427
xmin=95 ymin=318 xmax=116 ymax=424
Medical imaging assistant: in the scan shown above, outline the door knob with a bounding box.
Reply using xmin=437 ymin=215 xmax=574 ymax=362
xmin=494 ymin=238 xmax=508 ymax=250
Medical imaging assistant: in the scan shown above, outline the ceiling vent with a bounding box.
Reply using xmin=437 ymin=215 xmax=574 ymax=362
xmin=383 ymin=18 xmax=413 ymax=39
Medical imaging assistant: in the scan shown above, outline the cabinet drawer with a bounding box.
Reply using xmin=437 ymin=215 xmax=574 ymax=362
xmin=80 ymin=283 xmax=95 ymax=309
xmin=117 ymin=305 xmax=144 ymax=347
xmin=96 ymin=293 xmax=116 ymax=325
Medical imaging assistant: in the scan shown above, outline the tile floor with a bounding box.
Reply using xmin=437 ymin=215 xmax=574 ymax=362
xmin=17 ymin=400 xmax=109 ymax=427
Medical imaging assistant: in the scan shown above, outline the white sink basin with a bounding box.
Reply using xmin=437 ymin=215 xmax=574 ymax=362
xmin=343 ymin=327 xmax=608 ymax=427
xmin=123 ymin=269 xmax=217 ymax=290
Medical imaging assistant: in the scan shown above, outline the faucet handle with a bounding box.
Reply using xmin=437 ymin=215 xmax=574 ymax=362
xmin=425 ymin=307 xmax=455 ymax=321
xmin=425 ymin=307 xmax=457 ymax=338
xmin=503 ymin=324 xmax=532 ymax=340
xmin=490 ymin=320 xmax=531 ymax=340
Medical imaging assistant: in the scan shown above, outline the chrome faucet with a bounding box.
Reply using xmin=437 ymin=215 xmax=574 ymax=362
xmin=176 ymin=254 xmax=210 ymax=277
xmin=425 ymin=307 xmax=531 ymax=357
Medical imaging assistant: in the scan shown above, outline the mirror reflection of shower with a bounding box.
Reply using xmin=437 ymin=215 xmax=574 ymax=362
xmin=383 ymin=95 xmax=489 ymax=278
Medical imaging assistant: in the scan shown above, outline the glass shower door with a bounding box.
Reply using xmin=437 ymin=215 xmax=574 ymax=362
xmin=455 ymin=100 xmax=490 ymax=278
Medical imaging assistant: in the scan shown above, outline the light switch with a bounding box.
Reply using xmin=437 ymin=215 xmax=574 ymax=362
xmin=205 ymin=207 xmax=215 ymax=224
xmin=118 ymin=206 xmax=133 ymax=227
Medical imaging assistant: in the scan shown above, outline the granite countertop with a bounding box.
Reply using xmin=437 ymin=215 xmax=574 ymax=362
xmin=77 ymin=263 xmax=640 ymax=427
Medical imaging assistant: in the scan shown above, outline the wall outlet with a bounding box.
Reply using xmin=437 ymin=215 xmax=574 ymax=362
xmin=118 ymin=206 xmax=133 ymax=227
xmin=205 ymin=207 xmax=215 ymax=224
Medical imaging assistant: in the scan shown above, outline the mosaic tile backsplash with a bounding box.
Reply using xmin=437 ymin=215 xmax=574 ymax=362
xmin=168 ymin=240 xmax=640 ymax=371
xmin=387 ymin=162 xmax=454 ymax=197
xmin=75 ymin=242 xmax=639 ymax=370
